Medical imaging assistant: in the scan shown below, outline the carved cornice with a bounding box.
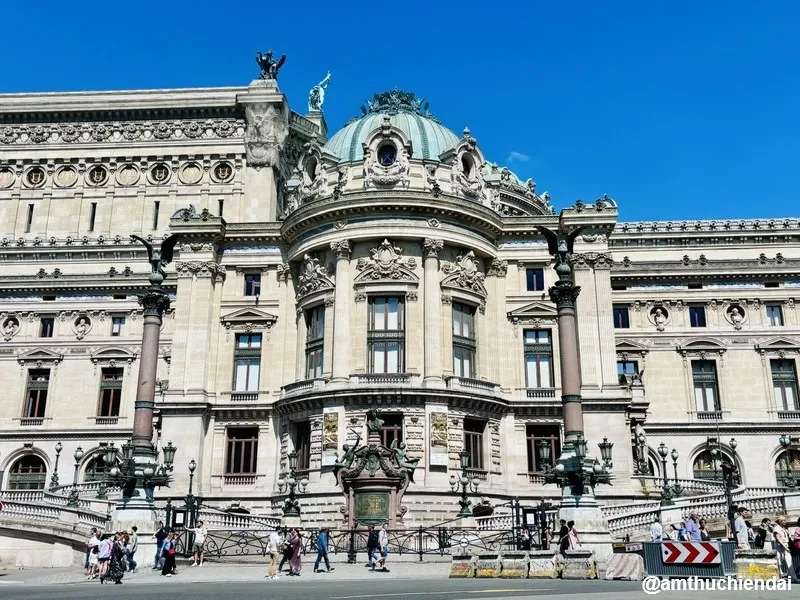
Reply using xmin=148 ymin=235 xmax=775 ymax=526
xmin=423 ymin=238 xmax=443 ymax=259
xmin=173 ymin=261 xmax=226 ymax=280
xmin=612 ymin=254 xmax=800 ymax=280
xmin=330 ymin=240 xmax=352 ymax=259
xmin=573 ymin=252 xmax=613 ymax=271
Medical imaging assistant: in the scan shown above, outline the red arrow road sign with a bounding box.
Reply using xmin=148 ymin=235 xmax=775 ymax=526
xmin=661 ymin=541 xmax=721 ymax=565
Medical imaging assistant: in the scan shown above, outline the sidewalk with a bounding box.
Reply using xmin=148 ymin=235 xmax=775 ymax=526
xmin=0 ymin=560 xmax=451 ymax=587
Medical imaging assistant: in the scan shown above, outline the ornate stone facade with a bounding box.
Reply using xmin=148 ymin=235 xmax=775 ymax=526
xmin=0 ymin=72 xmax=798 ymax=528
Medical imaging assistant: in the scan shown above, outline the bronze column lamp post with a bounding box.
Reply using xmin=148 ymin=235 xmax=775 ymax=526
xmin=278 ymin=451 xmax=308 ymax=518
xmin=50 ymin=441 xmax=63 ymax=489
xmin=66 ymin=446 xmax=84 ymax=508
xmin=779 ymin=434 xmax=797 ymax=488
xmin=450 ymin=450 xmax=480 ymax=518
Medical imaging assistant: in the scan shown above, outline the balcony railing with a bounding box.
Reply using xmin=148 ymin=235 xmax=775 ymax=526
xmin=230 ymin=392 xmax=258 ymax=402
xmin=281 ymin=379 xmax=327 ymax=397
xmin=695 ymin=410 xmax=724 ymax=421
xmin=777 ymin=410 xmax=800 ymax=420
xmin=466 ymin=468 xmax=488 ymax=482
xmin=526 ymin=387 xmax=556 ymax=399
xmin=522 ymin=472 xmax=546 ymax=484
xmin=94 ymin=416 xmax=119 ymax=425
xmin=350 ymin=373 xmax=419 ymax=386
xmin=19 ymin=417 xmax=45 ymax=426
xmin=446 ymin=376 xmax=501 ymax=395
xmin=222 ymin=474 xmax=257 ymax=486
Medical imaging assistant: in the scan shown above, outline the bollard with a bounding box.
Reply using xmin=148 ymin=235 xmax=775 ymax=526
xmin=604 ymin=553 xmax=644 ymax=580
xmin=500 ymin=552 xmax=529 ymax=578
xmin=449 ymin=554 xmax=475 ymax=578
xmin=528 ymin=549 xmax=558 ymax=579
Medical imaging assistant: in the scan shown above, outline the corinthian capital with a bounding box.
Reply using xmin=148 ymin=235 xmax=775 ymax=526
xmin=488 ymin=259 xmax=508 ymax=278
xmin=423 ymin=238 xmax=443 ymax=258
xmin=330 ymin=240 xmax=351 ymax=259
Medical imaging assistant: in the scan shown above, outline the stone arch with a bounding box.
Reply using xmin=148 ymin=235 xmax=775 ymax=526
xmin=689 ymin=444 xmax=740 ymax=482
xmin=774 ymin=448 xmax=800 ymax=486
xmin=5 ymin=454 xmax=48 ymax=490
xmin=81 ymin=453 xmax=111 ymax=483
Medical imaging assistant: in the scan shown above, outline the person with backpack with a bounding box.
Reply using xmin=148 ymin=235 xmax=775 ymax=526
xmin=365 ymin=525 xmax=379 ymax=568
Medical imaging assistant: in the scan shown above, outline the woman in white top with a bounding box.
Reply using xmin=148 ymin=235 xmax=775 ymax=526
xmin=773 ymin=517 xmax=791 ymax=578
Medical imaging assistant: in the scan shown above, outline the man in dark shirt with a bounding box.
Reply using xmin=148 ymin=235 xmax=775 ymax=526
xmin=366 ymin=525 xmax=379 ymax=567
xmin=152 ymin=523 xmax=168 ymax=570
xmin=557 ymin=520 xmax=569 ymax=554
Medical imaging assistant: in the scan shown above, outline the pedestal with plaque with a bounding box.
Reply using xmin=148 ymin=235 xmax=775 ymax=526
xmin=334 ymin=409 xmax=418 ymax=529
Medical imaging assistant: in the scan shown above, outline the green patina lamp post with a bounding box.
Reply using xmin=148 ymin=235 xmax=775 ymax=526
xmin=66 ymin=446 xmax=84 ymax=508
xmin=450 ymin=450 xmax=480 ymax=518
xmin=658 ymin=442 xmax=673 ymax=505
xmin=278 ymin=451 xmax=308 ymax=518
xmin=50 ymin=441 xmax=63 ymax=489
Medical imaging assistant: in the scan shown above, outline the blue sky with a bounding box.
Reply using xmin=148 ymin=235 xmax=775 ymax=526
xmin=2 ymin=1 xmax=798 ymax=222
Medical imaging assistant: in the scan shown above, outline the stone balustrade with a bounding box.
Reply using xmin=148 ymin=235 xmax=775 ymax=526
xmin=350 ymin=372 xmax=421 ymax=386
xmin=445 ymin=376 xmax=501 ymax=395
xmin=475 ymin=514 xmax=513 ymax=530
xmin=633 ymin=475 xmax=724 ymax=494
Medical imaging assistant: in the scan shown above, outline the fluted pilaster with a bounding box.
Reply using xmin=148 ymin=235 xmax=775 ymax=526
xmin=423 ymin=238 xmax=444 ymax=386
xmin=330 ymin=241 xmax=352 ymax=382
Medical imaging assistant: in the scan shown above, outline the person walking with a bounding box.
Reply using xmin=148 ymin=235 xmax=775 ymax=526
xmin=126 ymin=526 xmax=138 ymax=572
xmin=374 ymin=522 xmax=390 ymax=571
xmin=520 ymin=527 xmax=532 ymax=550
xmin=557 ymin=520 xmax=569 ymax=555
xmin=266 ymin=525 xmax=281 ymax=580
xmin=188 ymin=520 xmax=208 ymax=566
xmin=366 ymin=525 xmax=379 ymax=568
xmin=106 ymin=533 xmax=127 ymax=585
xmin=774 ymin=517 xmax=791 ymax=579
xmin=755 ymin=518 xmax=774 ymax=549
xmin=699 ymin=519 xmax=710 ymax=541
xmin=152 ymin=522 xmax=168 ymax=570
xmin=790 ymin=517 xmax=800 ymax=582
xmin=567 ymin=521 xmax=581 ymax=550
xmin=161 ymin=532 xmax=178 ymax=577
xmin=86 ymin=529 xmax=101 ymax=579
xmin=650 ymin=517 xmax=663 ymax=542
xmin=97 ymin=534 xmax=113 ymax=582
xmin=734 ymin=506 xmax=750 ymax=549
xmin=278 ymin=528 xmax=294 ymax=573
xmin=684 ymin=511 xmax=701 ymax=541
xmin=288 ymin=529 xmax=303 ymax=576
xmin=314 ymin=527 xmax=334 ymax=573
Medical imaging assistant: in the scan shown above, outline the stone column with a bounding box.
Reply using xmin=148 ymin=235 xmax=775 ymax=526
xmin=550 ymin=280 xmax=584 ymax=444
xmin=423 ymin=238 xmax=444 ymax=386
xmin=330 ymin=241 xmax=351 ymax=383
xmin=486 ymin=259 xmax=508 ymax=385
xmin=572 ymin=257 xmax=600 ymax=389
xmin=295 ymin=307 xmax=306 ymax=382
xmin=592 ymin=256 xmax=618 ymax=387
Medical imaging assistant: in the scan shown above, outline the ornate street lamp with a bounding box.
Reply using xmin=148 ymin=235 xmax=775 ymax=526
xmin=278 ymin=451 xmax=308 ymax=518
xmin=779 ymin=434 xmax=797 ymax=488
xmin=450 ymin=450 xmax=480 ymax=518
xmin=574 ymin=434 xmax=587 ymax=460
xmin=102 ymin=438 xmax=177 ymax=504
xmin=536 ymin=439 xmax=552 ymax=471
xmin=598 ymin=437 xmax=614 ymax=469
xmin=670 ymin=448 xmax=682 ymax=497
xmin=657 ymin=442 xmax=673 ymax=505
xmin=186 ymin=459 xmax=198 ymax=527
xmin=50 ymin=441 xmax=63 ymax=489
xmin=67 ymin=446 xmax=84 ymax=508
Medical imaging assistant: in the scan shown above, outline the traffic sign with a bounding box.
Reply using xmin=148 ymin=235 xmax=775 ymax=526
xmin=661 ymin=541 xmax=721 ymax=565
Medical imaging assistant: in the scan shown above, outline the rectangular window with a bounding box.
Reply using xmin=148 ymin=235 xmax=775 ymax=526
xmin=368 ymin=296 xmax=404 ymax=374
xmin=617 ymin=360 xmax=639 ymax=383
xmin=111 ymin=316 xmax=125 ymax=337
xmin=524 ymin=329 xmax=553 ymax=388
xmin=88 ymin=202 xmax=97 ymax=231
xmin=25 ymin=204 xmax=34 ymax=233
xmin=613 ymin=307 xmax=630 ymax=329
xmin=689 ymin=306 xmax=707 ymax=328
xmin=452 ymin=302 xmax=476 ymax=378
xmin=771 ymin=359 xmax=799 ymax=412
xmin=218 ymin=199 xmax=224 ymax=217
xmin=233 ymin=333 xmax=261 ymax=392
xmin=526 ymin=268 xmax=545 ymax=292
xmin=463 ymin=419 xmax=485 ymax=470
xmin=305 ymin=305 xmax=325 ymax=379
xmin=24 ymin=369 xmax=50 ymax=419
xmin=526 ymin=424 xmax=561 ymax=472
xmin=293 ymin=421 xmax=311 ymax=471
xmin=378 ymin=413 xmax=403 ymax=447
xmin=152 ymin=201 xmax=160 ymax=230
xmin=767 ymin=305 xmax=784 ymax=327
xmin=97 ymin=368 xmax=123 ymax=417
xmin=225 ymin=427 xmax=259 ymax=474
xmin=39 ymin=317 xmax=54 ymax=338
xmin=692 ymin=360 xmax=719 ymax=413
xmin=244 ymin=273 xmax=261 ymax=296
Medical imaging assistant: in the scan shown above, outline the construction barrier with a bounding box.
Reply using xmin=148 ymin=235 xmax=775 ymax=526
xmin=643 ymin=541 xmax=736 ymax=578
xmin=561 ymin=549 xmax=598 ymax=579
xmin=449 ymin=553 xmax=475 ymax=578
xmin=474 ymin=553 xmax=501 ymax=578
xmin=604 ymin=553 xmax=644 ymax=580
xmin=733 ymin=549 xmax=780 ymax=580
xmin=499 ymin=552 xmax=528 ymax=578
xmin=528 ymin=549 xmax=558 ymax=579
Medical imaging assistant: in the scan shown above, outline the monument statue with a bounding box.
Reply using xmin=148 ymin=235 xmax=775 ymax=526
xmin=308 ymin=71 xmax=331 ymax=112
xmin=390 ymin=439 xmax=420 ymax=483
xmin=366 ymin=408 xmax=384 ymax=433
xmin=256 ymin=50 xmax=286 ymax=80
xmin=130 ymin=234 xmax=180 ymax=287
xmin=535 ymin=225 xmax=583 ymax=281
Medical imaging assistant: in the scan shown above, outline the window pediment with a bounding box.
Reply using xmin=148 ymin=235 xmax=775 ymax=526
xmin=221 ymin=308 xmax=278 ymax=332
xmin=90 ymin=346 xmax=137 ymax=365
xmin=441 ymin=251 xmax=487 ymax=298
xmin=17 ymin=348 xmax=63 ymax=366
xmin=755 ymin=337 xmax=800 ymax=357
xmin=677 ymin=338 xmax=726 ymax=359
xmin=616 ymin=339 xmax=649 ymax=359
xmin=354 ymin=239 xmax=419 ymax=284
xmin=507 ymin=301 xmax=558 ymax=322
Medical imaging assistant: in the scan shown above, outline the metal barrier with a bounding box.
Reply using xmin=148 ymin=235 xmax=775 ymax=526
xmin=642 ymin=541 xmax=736 ymax=578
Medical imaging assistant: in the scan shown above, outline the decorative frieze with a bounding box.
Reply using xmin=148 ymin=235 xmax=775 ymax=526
xmin=354 ymin=239 xmax=417 ymax=281
xmin=441 ymin=251 xmax=487 ymax=296
xmin=297 ymin=254 xmax=334 ymax=299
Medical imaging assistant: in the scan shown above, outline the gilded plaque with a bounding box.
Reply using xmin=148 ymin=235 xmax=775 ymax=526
xmin=354 ymin=491 xmax=390 ymax=526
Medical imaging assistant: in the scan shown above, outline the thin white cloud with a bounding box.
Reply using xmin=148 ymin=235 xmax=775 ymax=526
xmin=506 ymin=151 xmax=529 ymax=163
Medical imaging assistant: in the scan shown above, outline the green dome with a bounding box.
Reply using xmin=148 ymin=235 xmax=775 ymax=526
xmin=324 ymin=91 xmax=461 ymax=162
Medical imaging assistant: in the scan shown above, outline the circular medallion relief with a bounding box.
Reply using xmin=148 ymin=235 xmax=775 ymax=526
xmin=2 ymin=316 xmax=20 ymax=340
xmin=179 ymin=162 xmax=203 ymax=185
xmin=73 ymin=316 xmax=92 ymax=340
xmin=116 ymin=164 xmax=140 ymax=186
xmin=86 ymin=165 xmax=108 ymax=186
xmin=648 ymin=306 xmax=670 ymax=331
xmin=54 ymin=166 xmax=78 ymax=188
xmin=150 ymin=163 xmax=171 ymax=184
xmin=24 ymin=166 xmax=46 ymax=188
xmin=0 ymin=167 xmax=15 ymax=189
xmin=212 ymin=161 xmax=233 ymax=183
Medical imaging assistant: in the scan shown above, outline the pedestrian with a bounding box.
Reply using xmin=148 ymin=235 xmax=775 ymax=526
xmin=746 ymin=521 xmax=757 ymax=546
xmin=567 ymin=521 xmax=581 ymax=550
xmin=520 ymin=527 xmax=531 ymax=550
xmin=374 ymin=522 xmax=389 ymax=571
xmin=84 ymin=527 xmax=97 ymax=572
xmin=314 ymin=527 xmax=334 ymax=573
xmin=699 ymin=518 xmax=710 ymax=541
xmin=106 ymin=533 xmax=127 ymax=585
xmin=279 ymin=528 xmax=294 ymax=572
xmin=126 ymin=526 xmax=138 ymax=572
xmin=668 ymin=524 xmax=680 ymax=540
xmin=161 ymin=532 xmax=178 ymax=577
xmin=790 ymin=517 xmax=800 ymax=582
xmin=650 ymin=517 xmax=663 ymax=542
xmin=685 ymin=511 xmax=701 ymax=542
xmin=288 ymin=529 xmax=303 ymax=576
xmin=773 ymin=517 xmax=791 ymax=578
xmin=755 ymin=518 xmax=774 ymax=549
xmin=557 ymin=519 xmax=569 ymax=555
xmin=677 ymin=521 xmax=688 ymax=541
xmin=266 ymin=524 xmax=281 ymax=580
xmin=97 ymin=534 xmax=113 ymax=582
xmin=366 ymin=525 xmax=379 ymax=568
xmin=152 ymin=522 xmax=168 ymax=570
xmin=86 ymin=528 xmax=101 ymax=579
xmin=734 ymin=506 xmax=750 ymax=549
xmin=188 ymin=520 xmax=208 ymax=566
xmin=543 ymin=525 xmax=552 ymax=550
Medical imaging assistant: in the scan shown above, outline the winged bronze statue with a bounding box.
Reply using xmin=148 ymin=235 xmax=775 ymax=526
xmin=130 ymin=234 xmax=179 ymax=287
xmin=535 ymin=225 xmax=584 ymax=271
xmin=256 ymin=50 xmax=286 ymax=80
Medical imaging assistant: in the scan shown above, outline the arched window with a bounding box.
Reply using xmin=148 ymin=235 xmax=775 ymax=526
xmin=461 ymin=154 xmax=473 ymax=177
xmin=692 ymin=449 xmax=735 ymax=481
xmin=775 ymin=449 xmax=800 ymax=486
xmin=377 ymin=144 xmax=397 ymax=167
xmin=7 ymin=455 xmax=47 ymax=490
xmin=84 ymin=455 xmax=110 ymax=482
